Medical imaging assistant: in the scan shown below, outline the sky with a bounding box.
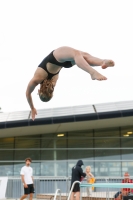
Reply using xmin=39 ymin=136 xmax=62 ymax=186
xmin=0 ymin=0 xmax=133 ymax=113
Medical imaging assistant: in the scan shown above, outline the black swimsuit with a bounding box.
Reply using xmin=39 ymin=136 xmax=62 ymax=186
xmin=38 ymin=50 xmax=73 ymax=79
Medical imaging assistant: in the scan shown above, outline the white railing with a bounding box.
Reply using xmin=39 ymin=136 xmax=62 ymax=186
xmin=6 ymin=176 xmax=69 ymax=199
xmin=5 ymin=176 xmax=133 ymax=199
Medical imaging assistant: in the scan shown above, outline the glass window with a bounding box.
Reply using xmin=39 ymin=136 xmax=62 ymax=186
xmin=94 ymin=127 xmax=120 ymax=137
xmin=31 ymin=162 xmax=41 ymax=176
xmin=122 ymin=161 xmax=133 ymax=176
xmin=68 ymin=150 xmax=94 ymax=160
xmin=0 ymin=162 xmax=13 ymax=176
xmin=41 ymin=161 xmax=55 ymax=176
xmin=0 ymin=150 xmax=14 ymax=160
xmin=121 ymin=137 xmax=133 ymax=148
xmin=55 ymin=137 xmax=67 ymax=148
xmin=41 ymin=138 xmax=54 ymax=148
xmin=14 ymin=162 xmax=24 ymax=176
xmin=56 ymin=150 xmax=67 ymax=160
xmin=14 ymin=150 xmax=40 ymax=160
xmin=41 ymin=150 xmax=54 ymax=160
xmin=41 ymin=133 xmax=64 ymax=148
xmin=68 ymin=130 xmax=93 ymax=148
xmin=121 ymin=126 xmax=133 ymax=147
xmin=95 ymin=161 xmax=121 ymax=176
xmin=95 ymin=138 xmax=120 ymax=148
xmin=0 ymin=138 xmax=14 ymax=148
xmin=41 ymin=150 xmax=67 ymax=161
xmin=56 ymin=161 xmax=67 ymax=176
xmin=95 ymin=149 xmax=121 ymax=160
xmin=42 ymin=133 xmax=55 ymax=138
xmin=121 ymin=126 xmax=133 ymax=137
xmin=15 ymin=136 xmax=40 ymax=148
xmin=68 ymin=130 xmax=93 ymax=137
xmin=68 ymin=138 xmax=93 ymax=148
xmin=2 ymin=126 xmax=133 ymax=177
xmin=121 ymin=149 xmax=133 ymax=160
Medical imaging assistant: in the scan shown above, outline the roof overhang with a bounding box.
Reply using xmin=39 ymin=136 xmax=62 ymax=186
xmin=0 ymin=115 xmax=133 ymax=138
xmin=0 ymin=101 xmax=133 ymax=138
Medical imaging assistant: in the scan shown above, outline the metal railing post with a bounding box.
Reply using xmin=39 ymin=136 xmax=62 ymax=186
xmin=53 ymin=189 xmax=61 ymax=200
xmin=105 ymin=178 xmax=109 ymax=200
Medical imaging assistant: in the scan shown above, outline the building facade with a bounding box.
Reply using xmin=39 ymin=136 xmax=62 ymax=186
xmin=0 ymin=101 xmax=133 ymax=177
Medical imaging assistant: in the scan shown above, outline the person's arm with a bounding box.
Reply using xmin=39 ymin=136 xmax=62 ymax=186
xmin=79 ymin=167 xmax=86 ymax=177
xmin=129 ymin=179 xmax=132 ymax=193
xmin=88 ymin=172 xmax=94 ymax=178
xmin=20 ymin=168 xmax=28 ymax=188
xmin=26 ymin=77 xmax=39 ymax=109
xmin=21 ymin=175 xmax=28 ymax=188
xmin=51 ymin=74 xmax=59 ymax=87
xmin=31 ymin=167 xmax=34 ymax=186
xmin=32 ymin=176 xmax=34 ymax=187
xmin=26 ymin=76 xmax=41 ymax=120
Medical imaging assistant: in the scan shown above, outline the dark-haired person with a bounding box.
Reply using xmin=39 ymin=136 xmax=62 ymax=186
xmin=26 ymin=46 xmax=115 ymax=120
xmin=70 ymin=160 xmax=86 ymax=200
xmin=20 ymin=158 xmax=34 ymax=200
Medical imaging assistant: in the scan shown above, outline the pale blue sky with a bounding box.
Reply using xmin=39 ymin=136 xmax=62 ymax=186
xmin=0 ymin=0 xmax=133 ymax=112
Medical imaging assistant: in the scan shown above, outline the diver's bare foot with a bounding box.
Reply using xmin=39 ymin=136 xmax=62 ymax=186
xmin=101 ymin=59 xmax=115 ymax=69
xmin=91 ymin=70 xmax=107 ymax=81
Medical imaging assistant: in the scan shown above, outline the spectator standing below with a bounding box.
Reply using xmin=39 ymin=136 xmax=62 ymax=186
xmin=86 ymin=166 xmax=95 ymax=196
xmin=20 ymin=158 xmax=34 ymax=200
xmin=114 ymin=172 xmax=133 ymax=200
xmin=70 ymin=160 xmax=86 ymax=200
xmin=121 ymin=172 xmax=133 ymax=196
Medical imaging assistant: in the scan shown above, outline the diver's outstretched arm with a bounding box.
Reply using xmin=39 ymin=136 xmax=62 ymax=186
xmin=26 ymin=77 xmax=40 ymax=120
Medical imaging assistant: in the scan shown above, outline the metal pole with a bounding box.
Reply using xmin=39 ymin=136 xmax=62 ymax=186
xmin=105 ymin=178 xmax=109 ymax=200
xmin=53 ymin=189 xmax=61 ymax=200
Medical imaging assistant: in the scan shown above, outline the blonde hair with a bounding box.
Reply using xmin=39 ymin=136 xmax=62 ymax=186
xmin=39 ymin=79 xmax=54 ymax=102
xmin=86 ymin=166 xmax=91 ymax=172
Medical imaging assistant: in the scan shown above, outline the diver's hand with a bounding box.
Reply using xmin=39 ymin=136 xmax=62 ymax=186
xmin=31 ymin=108 xmax=37 ymax=121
